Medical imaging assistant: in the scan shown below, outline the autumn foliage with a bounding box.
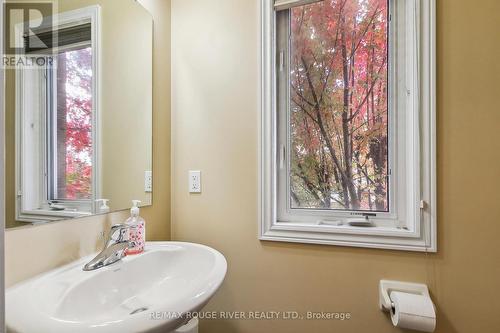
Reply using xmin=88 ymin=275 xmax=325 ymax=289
xmin=289 ymin=0 xmax=388 ymax=211
xmin=57 ymin=47 xmax=93 ymax=199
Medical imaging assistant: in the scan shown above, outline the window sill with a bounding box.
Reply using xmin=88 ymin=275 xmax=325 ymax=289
xmin=17 ymin=209 xmax=93 ymax=223
xmin=260 ymin=221 xmax=436 ymax=252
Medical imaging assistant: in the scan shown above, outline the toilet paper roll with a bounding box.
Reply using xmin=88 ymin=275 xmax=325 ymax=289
xmin=390 ymin=291 xmax=436 ymax=332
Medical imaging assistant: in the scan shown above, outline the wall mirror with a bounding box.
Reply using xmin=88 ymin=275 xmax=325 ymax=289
xmin=5 ymin=0 xmax=153 ymax=228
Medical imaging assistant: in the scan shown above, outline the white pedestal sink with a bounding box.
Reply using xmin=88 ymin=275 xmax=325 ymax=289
xmin=6 ymin=242 xmax=227 ymax=333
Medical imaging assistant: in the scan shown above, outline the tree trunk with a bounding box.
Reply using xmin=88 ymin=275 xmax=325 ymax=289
xmin=56 ymin=53 xmax=67 ymax=199
xmin=341 ymin=18 xmax=360 ymax=209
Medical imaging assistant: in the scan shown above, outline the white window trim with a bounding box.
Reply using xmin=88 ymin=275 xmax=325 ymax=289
xmin=259 ymin=0 xmax=436 ymax=252
xmin=15 ymin=5 xmax=101 ymax=222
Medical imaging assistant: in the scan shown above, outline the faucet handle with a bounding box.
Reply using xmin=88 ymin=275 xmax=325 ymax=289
xmin=109 ymin=224 xmax=130 ymax=243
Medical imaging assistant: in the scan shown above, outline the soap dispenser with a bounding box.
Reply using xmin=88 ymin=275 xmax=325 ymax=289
xmin=95 ymin=199 xmax=110 ymax=214
xmin=125 ymin=200 xmax=146 ymax=255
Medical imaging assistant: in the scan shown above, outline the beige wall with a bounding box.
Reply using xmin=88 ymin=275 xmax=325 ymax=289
xmin=5 ymin=0 xmax=171 ymax=286
xmin=93 ymin=0 xmax=154 ymax=211
xmin=171 ymin=1 xmax=500 ymax=333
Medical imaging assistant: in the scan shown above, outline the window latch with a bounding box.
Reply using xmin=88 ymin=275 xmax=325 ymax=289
xmin=279 ymin=144 xmax=286 ymax=169
xmin=420 ymin=200 xmax=427 ymax=209
xmin=279 ymin=51 xmax=284 ymax=72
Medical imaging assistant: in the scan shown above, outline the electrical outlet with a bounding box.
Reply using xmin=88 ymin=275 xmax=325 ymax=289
xmin=189 ymin=171 xmax=201 ymax=193
xmin=145 ymin=171 xmax=153 ymax=192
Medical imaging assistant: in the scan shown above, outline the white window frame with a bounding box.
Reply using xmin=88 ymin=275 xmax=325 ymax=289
xmin=259 ymin=0 xmax=436 ymax=252
xmin=15 ymin=6 xmax=101 ymax=222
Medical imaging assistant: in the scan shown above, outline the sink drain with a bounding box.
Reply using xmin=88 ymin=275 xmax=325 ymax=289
xmin=130 ymin=307 xmax=149 ymax=315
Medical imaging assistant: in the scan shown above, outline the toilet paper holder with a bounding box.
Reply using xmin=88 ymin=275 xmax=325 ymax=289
xmin=379 ymin=280 xmax=431 ymax=312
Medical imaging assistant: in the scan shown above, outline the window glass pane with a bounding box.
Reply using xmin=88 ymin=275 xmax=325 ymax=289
xmin=289 ymin=0 xmax=389 ymax=212
xmin=55 ymin=47 xmax=93 ymax=200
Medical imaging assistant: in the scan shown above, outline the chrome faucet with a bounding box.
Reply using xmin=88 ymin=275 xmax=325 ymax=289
xmin=83 ymin=224 xmax=132 ymax=271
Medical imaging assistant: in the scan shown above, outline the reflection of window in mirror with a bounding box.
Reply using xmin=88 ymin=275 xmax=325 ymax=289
xmin=51 ymin=34 xmax=93 ymax=202
xmin=16 ymin=8 xmax=99 ymax=222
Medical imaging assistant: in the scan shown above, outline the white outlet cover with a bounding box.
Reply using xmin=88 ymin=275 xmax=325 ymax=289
xmin=145 ymin=171 xmax=153 ymax=192
xmin=189 ymin=171 xmax=201 ymax=193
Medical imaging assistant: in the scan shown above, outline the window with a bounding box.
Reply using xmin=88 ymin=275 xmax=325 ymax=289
xmin=49 ymin=45 xmax=93 ymax=202
xmin=16 ymin=7 xmax=99 ymax=222
xmin=260 ymin=0 xmax=436 ymax=251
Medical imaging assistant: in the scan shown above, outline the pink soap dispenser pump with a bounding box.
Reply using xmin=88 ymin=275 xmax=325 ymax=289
xmin=125 ymin=200 xmax=145 ymax=255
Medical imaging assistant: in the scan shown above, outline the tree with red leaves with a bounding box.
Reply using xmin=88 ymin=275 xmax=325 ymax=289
xmin=289 ymin=0 xmax=388 ymax=211
xmin=56 ymin=47 xmax=93 ymax=200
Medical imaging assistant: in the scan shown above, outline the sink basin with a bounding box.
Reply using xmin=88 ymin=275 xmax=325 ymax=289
xmin=6 ymin=242 xmax=227 ymax=333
